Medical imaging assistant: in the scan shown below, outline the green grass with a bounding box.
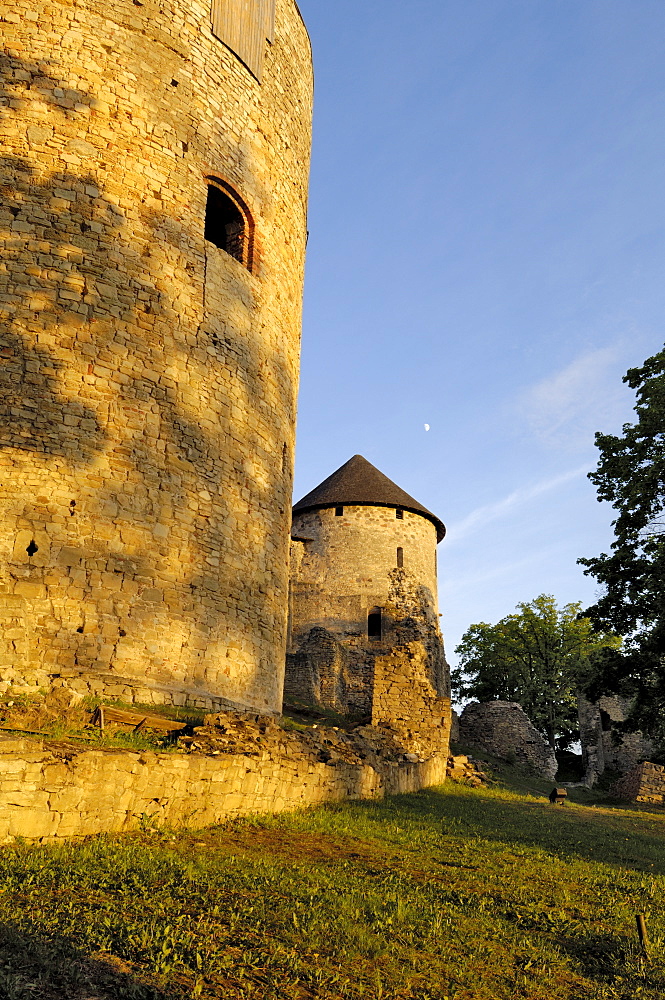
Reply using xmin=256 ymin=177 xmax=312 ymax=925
xmin=2 ymin=777 xmax=665 ymax=999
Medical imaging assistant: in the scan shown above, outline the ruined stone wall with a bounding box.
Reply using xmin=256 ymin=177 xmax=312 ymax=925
xmin=578 ymin=694 xmax=653 ymax=786
xmin=458 ymin=701 xmax=557 ymax=781
xmin=372 ymin=643 xmax=451 ymax=760
xmin=0 ymin=0 xmax=313 ymax=712
xmin=611 ymin=761 xmax=665 ymax=805
xmin=0 ymin=716 xmax=449 ymax=842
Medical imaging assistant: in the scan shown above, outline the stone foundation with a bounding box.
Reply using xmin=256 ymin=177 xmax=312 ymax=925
xmin=458 ymin=701 xmax=557 ymax=781
xmin=9 ymin=668 xmax=260 ymax=714
xmin=0 ymin=712 xmax=449 ymax=842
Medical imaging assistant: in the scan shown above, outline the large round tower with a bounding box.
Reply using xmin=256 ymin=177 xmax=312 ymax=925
xmin=287 ymin=456 xmax=451 ymax=743
xmin=0 ymin=0 xmax=313 ymax=713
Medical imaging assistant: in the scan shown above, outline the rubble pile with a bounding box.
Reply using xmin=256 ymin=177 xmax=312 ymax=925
xmin=446 ymin=754 xmax=489 ymax=788
xmin=179 ymin=712 xmax=438 ymax=769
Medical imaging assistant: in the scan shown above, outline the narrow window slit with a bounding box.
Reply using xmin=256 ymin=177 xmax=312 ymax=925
xmin=26 ymin=540 xmax=38 ymax=557
xmin=396 ymin=509 xmax=404 ymax=520
xmin=335 ymin=506 xmax=344 ymax=517
xmin=397 ymin=547 xmax=403 ymax=568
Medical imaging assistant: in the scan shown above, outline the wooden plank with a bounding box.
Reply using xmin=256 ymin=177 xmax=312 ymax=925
xmin=92 ymin=706 xmax=187 ymax=733
xmin=211 ymin=0 xmax=267 ymax=81
xmin=263 ymin=0 xmax=275 ymax=42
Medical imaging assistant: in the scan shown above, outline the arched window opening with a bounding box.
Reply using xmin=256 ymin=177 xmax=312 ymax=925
xmin=368 ymin=608 xmax=382 ymax=640
xmin=335 ymin=506 xmax=344 ymax=517
xmin=396 ymin=547 xmax=404 ymax=568
xmin=204 ymin=182 xmax=252 ymax=268
xmin=395 ymin=508 xmax=404 ymax=520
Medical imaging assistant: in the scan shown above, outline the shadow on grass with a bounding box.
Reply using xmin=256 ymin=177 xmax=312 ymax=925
xmin=0 ymin=922 xmax=167 ymax=1000
xmin=335 ymin=786 xmax=665 ymax=876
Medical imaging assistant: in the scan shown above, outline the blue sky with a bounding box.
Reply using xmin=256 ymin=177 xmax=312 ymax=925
xmin=293 ymin=0 xmax=665 ymax=661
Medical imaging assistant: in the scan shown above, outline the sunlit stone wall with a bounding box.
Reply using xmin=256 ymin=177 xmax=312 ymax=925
xmin=0 ymin=0 xmax=313 ymax=712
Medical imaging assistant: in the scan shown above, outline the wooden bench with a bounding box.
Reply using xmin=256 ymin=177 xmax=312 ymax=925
xmin=92 ymin=706 xmax=188 ymax=733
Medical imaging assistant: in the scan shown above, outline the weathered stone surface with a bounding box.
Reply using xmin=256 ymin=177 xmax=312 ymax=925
xmin=445 ymin=754 xmax=488 ymax=787
xmin=0 ymin=714 xmax=449 ymax=842
xmin=458 ymin=701 xmax=557 ymax=781
xmin=0 ymin=0 xmax=313 ymax=715
xmin=450 ymin=707 xmax=460 ymax=742
xmin=578 ymin=694 xmax=653 ymax=786
xmin=611 ymin=761 xmax=665 ymax=804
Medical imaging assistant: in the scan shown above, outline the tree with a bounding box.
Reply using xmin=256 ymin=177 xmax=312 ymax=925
xmin=452 ymin=595 xmax=621 ymax=750
xmin=579 ymin=345 xmax=665 ymax=739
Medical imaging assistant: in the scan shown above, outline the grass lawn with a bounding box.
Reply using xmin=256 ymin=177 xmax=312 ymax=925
xmin=2 ymin=776 xmax=665 ymax=999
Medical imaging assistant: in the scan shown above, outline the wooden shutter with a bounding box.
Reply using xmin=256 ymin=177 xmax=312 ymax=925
xmin=211 ymin=0 xmax=272 ymax=81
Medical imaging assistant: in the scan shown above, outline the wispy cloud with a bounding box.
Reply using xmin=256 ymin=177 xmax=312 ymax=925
xmin=447 ymin=466 xmax=588 ymax=545
xmin=519 ymin=345 xmax=633 ymax=451
xmin=439 ymin=550 xmax=555 ymax=596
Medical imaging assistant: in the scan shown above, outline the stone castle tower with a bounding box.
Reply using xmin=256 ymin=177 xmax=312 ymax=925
xmin=0 ymin=0 xmax=313 ymax=713
xmin=286 ymin=456 xmax=451 ymax=753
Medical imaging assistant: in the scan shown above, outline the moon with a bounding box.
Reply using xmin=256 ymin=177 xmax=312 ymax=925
xmin=424 ymin=423 xmax=430 ymax=432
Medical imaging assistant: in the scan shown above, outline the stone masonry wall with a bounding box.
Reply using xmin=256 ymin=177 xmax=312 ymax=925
xmin=289 ymin=506 xmax=439 ymax=645
xmin=0 ymin=714 xmax=449 ymax=842
xmin=611 ymin=761 xmax=665 ymax=805
xmin=459 ymin=701 xmax=557 ymax=781
xmin=578 ymin=694 xmax=653 ymax=786
xmin=0 ymin=0 xmax=313 ymax=714
xmin=372 ymin=644 xmax=451 ymax=760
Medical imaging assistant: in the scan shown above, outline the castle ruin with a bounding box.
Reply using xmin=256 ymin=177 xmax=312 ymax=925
xmin=286 ymin=455 xmax=451 ymax=755
xmin=578 ymin=693 xmax=653 ymax=786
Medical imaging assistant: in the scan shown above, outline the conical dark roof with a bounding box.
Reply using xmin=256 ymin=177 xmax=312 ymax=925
xmin=293 ymin=455 xmax=445 ymax=541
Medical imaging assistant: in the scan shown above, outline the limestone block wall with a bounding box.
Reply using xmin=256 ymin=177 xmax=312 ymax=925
xmin=578 ymin=694 xmax=653 ymax=786
xmin=458 ymin=701 xmax=557 ymax=781
xmin=611 ymin=761 xmax=665 ymax=805
xmin=372 ymin=643 xmax=451 ymax=760
xmin=0 ymin=0 xmax=313 ymax=713
xmin=0 ymin=722 xmax=449 ymax=842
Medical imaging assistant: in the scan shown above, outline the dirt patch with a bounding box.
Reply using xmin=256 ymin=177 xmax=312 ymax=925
xmin=180 ymin=825 xmax=404 ymax=872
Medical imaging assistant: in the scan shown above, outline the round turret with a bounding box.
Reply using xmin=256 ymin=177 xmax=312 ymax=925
xmin=287 ymin=456 xmax=449 ymax=718
xmin=0 ymin=0 xmax=313 ymax=713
